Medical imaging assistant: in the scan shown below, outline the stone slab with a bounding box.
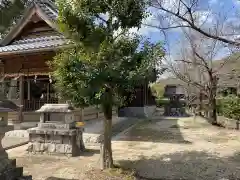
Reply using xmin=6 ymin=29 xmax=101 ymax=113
xmin=2 ymin=137 xmax=29 ymax=150
xmin=37 ymin=122 xmax=75 ymax=130
xmin=27 ymin=142 xmax=79 ymax=156
xmin=28 ymin=127 xmax=78 ymax=136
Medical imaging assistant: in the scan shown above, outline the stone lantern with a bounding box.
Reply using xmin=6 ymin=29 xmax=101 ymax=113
xmin=28 ymin=104 xmax=85 ymax=157
xmin=0 ymin=100 xmax=31 ymax=179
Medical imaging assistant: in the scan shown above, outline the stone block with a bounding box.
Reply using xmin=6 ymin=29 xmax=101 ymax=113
xmin=47 ymin=143 xmax=56 ymax=153
xmin=33 ymin=142 xmax=46 ymax=152
xmin=56 ymin=144 xmax=65 ymax=154
xmin=62 ymin=136 xmax=70 ymax=144
xmin=44 ymin=134 xmax=51 ymax=143
xmin=30 ymin=134 xmax=45 ymax=143
xmin=38 ymin=122 xmax=75 ymax=130
xmin=64 ymin=144 xmax=72 ymax=154
xmin=49 ymin=135 xmax=62 ymax=144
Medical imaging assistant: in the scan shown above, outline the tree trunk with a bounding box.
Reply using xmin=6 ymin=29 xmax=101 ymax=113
xmin=208 ymin=76 xmax=218 ymax=125
xmin=198 ymin=91 xmax=203 ymax=116
xmin=100 ymin=89 xmax=114 ymax=169
xmin=209 ymin=96 xmax=217 ymax=124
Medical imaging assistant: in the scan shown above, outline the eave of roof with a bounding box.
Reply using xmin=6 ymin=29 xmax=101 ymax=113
xmin=0 ymin=35 xmax=73 ymax=55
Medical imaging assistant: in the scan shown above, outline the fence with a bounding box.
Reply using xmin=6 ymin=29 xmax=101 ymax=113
xmin=75 ymin=106 xmax=117 ymax=121
xmin=8 ymin=106 xmax=117 ymax=123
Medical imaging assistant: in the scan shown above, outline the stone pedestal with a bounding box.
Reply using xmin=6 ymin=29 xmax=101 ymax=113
xmin=27 ymin=104 xmax=85 ymax=156
xmin=0 ymin=100 xmax=32 ymax=180
xmin=28 ymin=123 xmax=84 ymax=156
xmin=0 ymin=125 xmax=31 ymax=180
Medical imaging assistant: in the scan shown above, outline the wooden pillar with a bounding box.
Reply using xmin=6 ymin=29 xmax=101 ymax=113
xmin=47 ymin=83 xmax=49 ymax=102
xmin=27 ymin=79 xmax=30 ymax=100
xmin=80 ymin=108 xmax=84 ymax=121
xmin=18 ymin=76 xmax=24 ymax=123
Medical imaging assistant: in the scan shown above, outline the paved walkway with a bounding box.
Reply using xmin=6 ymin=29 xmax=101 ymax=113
xmin=2 ymin=136 xmax=29 ymax=150
xmin=3 ymin=116 xmax=145 ymax=148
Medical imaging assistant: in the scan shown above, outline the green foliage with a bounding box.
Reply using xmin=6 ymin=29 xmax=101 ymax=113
xmin=52 ymin=0 xmax=165 ymax=108
xmin=217 ymin=96 xmax=240 ymax=120
xmin=0 ymin=0 xmax=28 ymax=37
xmin=155 ymin=98 xmax=169 ymax=107
xmin=150 ymin=83 xmax=165 ymax=99
xmin=52 ymin=39 xmax=164 ymax=108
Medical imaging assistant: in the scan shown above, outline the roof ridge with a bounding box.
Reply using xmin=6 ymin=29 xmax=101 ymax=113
xmin=34 ymin=0 xmax=58 ymax=12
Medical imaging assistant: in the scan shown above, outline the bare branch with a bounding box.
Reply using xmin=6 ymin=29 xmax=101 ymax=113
xmin=149 ymin=1 xmax=240 ymax=46
xmin=143 ymin=23 xmax=191 ymax=30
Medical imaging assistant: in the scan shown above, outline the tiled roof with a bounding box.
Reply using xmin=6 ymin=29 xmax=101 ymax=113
xmin=0 ymin=0 xmax=58 ymax=42
xmin=0 ymin=35 xmax=70 ymax=54
xmin=35 ymin=0 xmax=58 ymax=20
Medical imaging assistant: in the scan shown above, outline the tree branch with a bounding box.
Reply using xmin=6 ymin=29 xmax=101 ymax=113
xmin=143 ymin=23 xmax=191 ymax=30
xmin=150 ymin=3 xmax=240 ymax=46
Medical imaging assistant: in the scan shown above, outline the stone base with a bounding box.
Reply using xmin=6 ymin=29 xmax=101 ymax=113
xmin=118 ymin=106 xmax=156 ymax=118
xmin=27 ymin=126 xmax=84 ymax=157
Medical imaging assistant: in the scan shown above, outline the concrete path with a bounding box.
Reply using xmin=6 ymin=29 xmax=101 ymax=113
xmin=2 ymin=136 xmax=29 ymax=150
xmin=3 ymin=116 xmax=145 ymax=148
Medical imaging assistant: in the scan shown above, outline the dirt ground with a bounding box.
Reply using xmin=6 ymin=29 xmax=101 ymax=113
xmin=7 ymin=116 xmax=240 ymax=180
xmin=113 ymin=116 xmax=240 ymax=180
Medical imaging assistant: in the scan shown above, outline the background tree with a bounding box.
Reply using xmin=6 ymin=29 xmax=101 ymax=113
xmin=167 ymin=29 xmax=239 ymax=124
xmin=0 ymin=0 xmax=28 ymax=38
xmin=52 ymin=0 xmax=164 ymax=169
xmin=148 ymin=0 xmax=240 ymax=46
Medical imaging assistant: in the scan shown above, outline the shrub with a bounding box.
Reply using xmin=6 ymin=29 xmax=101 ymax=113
xmin=218 ymin=95 xmax=240 ymax=120
xmin=150 ymin=83 xmax=165 ymax=99
xmin=156 ymin=98 xmax=170 ymax=107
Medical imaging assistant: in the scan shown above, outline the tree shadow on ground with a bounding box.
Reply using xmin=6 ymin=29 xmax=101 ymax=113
xmin=45 ymin=178 xmax=78 ymax=180
xmin=116 ymin=118 xmax=192 ymax=144
xmin=116 ymin=151 xmax=240 ymax=180
xmin=81 ymin=148 xmax=100 ymax=157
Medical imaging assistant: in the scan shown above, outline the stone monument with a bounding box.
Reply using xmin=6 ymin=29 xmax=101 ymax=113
xmin=27 ymin=104 xmax=84 ymax=157
xmin=0 ymin=100 xmax=31 ymax=180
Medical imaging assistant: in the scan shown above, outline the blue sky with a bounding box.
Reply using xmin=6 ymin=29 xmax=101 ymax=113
xmin=136 ymin=0 xmax=240 ymax=61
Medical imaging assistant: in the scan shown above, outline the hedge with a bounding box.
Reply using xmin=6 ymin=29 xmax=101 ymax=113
xmin=217 ymin=95 xmax=240 ymax=120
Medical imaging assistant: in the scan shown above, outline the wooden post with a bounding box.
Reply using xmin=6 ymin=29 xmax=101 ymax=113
xmin=96 ymin=105 xmax=100 ymax=119
xmin=46 ymin=83 xmax=50 ymax=102
xmin=18 ymin=76 xmax=24 ymax=123
xmin=80 ymin=108 xmax=84 ymax=121
xmin=27 ymin=79 xmax=30 ymax=100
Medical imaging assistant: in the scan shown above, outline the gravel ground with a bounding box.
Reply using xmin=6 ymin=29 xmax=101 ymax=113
xmin=113 ymin=116 xmax=240 ymax=180
xmin=6 ymin=116 xmax=240 ymax=180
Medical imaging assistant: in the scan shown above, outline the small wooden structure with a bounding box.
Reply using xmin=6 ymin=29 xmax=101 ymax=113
xmin=27 ymin=103 xmax=84 ymax=156
xmin=0 ymin=0 xmax=156 ymax=122
xmin=0 ymin=0 xmax=70 ymax=123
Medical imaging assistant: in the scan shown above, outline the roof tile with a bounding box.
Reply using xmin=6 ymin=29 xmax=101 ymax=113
xmin=0 ymin=35 xmax=70 ymax=54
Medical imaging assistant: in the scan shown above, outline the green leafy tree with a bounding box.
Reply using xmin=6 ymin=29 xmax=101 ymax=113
xmin=220 ymin=95 xmax=240 ymax=128
xmin=0 ymin=0 xmax=27 ymax=37
xmin=52 ymin=0 xmax=164 ymax=169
